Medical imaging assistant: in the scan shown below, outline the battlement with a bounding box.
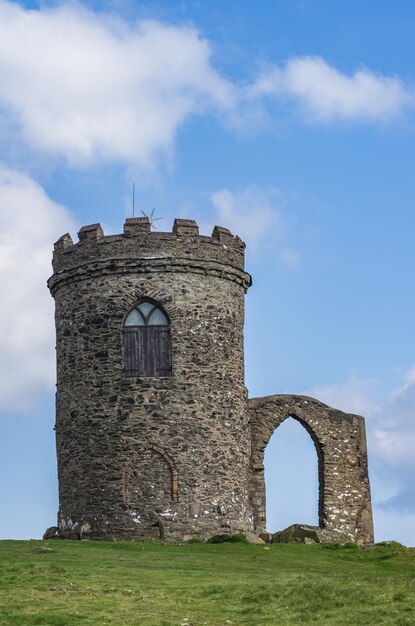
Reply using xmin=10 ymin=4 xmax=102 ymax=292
xmin=50 ymin=217 xmax=250 ymax=293
xmin=52 ymin=217 xmax=246 ymax=271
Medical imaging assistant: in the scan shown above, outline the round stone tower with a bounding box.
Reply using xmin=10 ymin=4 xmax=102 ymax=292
xmin=48 ymin=217 xmax=253 ymax=540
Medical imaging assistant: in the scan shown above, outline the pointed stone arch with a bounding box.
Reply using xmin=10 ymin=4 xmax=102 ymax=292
xmin=248 ymin=394 xmax=374 ymax=544
xmin=264 ymin=415 xmax=321 ymax=530
xmin=122 ymin=444 xmax=178 ymax=508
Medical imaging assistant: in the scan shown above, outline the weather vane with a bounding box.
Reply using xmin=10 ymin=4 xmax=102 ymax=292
xmin=141 ymin=207 xmax=163 ymax=231
xmin=132 ymin=182 xmax=162 ymax=230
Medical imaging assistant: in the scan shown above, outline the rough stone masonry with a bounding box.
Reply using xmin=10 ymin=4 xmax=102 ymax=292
xmin=47 ymin=216 xmax=374 ymax=543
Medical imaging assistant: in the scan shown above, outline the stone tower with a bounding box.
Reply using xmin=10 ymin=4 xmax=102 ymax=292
xmin=48 ymin=216 xmax=374 ymax=544
xmin=48 ymin=217 xmax=253 ymax=540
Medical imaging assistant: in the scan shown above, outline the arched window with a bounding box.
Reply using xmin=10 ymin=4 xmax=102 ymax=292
xmin=122 ymin=300 xmax=171 ymax=377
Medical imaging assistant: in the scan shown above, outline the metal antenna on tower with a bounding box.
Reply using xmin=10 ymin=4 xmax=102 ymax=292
xmin=132 ymin=182 xmax=135 ymax=218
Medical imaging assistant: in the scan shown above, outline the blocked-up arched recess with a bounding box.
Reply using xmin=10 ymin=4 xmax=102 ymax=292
xmin=264 ymin=416 xmax=320 ymax=531
xmin=122 ymin=445 xmax=178 ymax=509
xmin=248 ymin=394 xmax=374 ymax=544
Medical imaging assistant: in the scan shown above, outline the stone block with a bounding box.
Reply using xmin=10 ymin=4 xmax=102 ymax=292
xmin=78 ymin=223 xmax=104 ymax=241
xmin=173 ymin=218 xmax=199 ymax=237
xmin=123 ymin=217 xmax=151 ymax=235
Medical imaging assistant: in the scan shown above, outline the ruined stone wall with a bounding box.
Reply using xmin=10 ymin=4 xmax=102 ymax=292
xmin=48 ymin=218 xmax=253 ymax=540
xmin=248 ymin=394 xmax=374 ymax=544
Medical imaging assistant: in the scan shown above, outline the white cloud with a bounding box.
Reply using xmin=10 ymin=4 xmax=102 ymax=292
xmin=209 ymin=186 xmax=278 ymax=249
xmin=0 ymin=166 xmax=75 ymax=411
xmin=306 ymin=373 xmax=379 ymax=416
xmin=250 ymin=56 xmax=413 ymax=122
xmin=0 ymin=1 xmax=235 ymax=167
xmin=372 ymin=373 xmax=415 ymax=468
xmin=204 ymin=186 xmax=301 ymax=259
xmin=373 ymin=430 xmax=415 ymax=467
xmin=403 ymin=364 xmax=415 ymax=386
xmin=307 ymin=368 xmax=415 ymax=468
xmin=0 ymin=3 xmax=412 ymax=170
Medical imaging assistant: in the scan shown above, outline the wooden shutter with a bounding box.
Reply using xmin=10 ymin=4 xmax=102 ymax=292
xmin=149 ymin=327 xmax=171 ymax=377
xmin=123 ymin=327 xmax=145 ymax=376
xmin=123 ymin=327 xmax=171 ymax=377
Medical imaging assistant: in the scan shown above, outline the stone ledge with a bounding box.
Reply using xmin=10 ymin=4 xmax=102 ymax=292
xmin=48 ymin=256 xmax=252 ymax=295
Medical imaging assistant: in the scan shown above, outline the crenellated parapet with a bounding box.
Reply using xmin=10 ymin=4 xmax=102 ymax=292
xmin=49 ymin=217 xmax=251 ymax=296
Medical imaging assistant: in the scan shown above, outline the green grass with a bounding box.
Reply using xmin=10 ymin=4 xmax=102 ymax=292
xmin=0 ymin=540 xmax=414 ymax=625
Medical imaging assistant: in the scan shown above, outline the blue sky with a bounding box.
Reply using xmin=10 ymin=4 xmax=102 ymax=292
xmin=0 ymin=0 xmax=414 ymax=545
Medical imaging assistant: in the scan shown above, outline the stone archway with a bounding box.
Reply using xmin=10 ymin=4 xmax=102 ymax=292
xmin=264 ymin=415 xmax=321 ymax=531
xmin=248 ymin=394 xmax=374 ymax=544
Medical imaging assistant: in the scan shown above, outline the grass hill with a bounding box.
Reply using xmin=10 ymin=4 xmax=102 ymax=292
xmin=0 ymin=539 xmax=414 ymax=625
